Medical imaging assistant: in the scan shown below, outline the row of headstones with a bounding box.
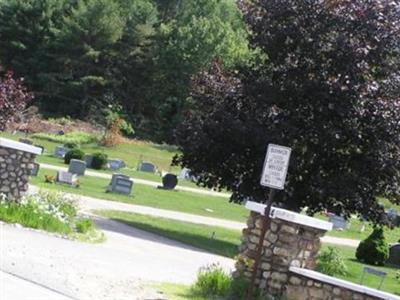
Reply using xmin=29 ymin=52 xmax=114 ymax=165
xmin=56 ymin=168 xmax=178 ymax=195
xmin=54 ymin=145 xmax=159 ymax=173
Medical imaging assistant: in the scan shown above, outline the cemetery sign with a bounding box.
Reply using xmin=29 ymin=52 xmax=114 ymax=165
xmin=260 ymin=144 xmax=291 ymax=190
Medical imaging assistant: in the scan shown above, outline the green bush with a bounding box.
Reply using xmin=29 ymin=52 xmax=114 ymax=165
xmin=91 ymin=152 xmax=108 ymax=170
xmin=356 ymin=227 xmax=389 ymax=266
xmin=64 ymin=149 xmax=85 ymax=164
xmin=317 ymin=246 xmax=348 ymax=276
xmin=32 ymin=132 xmax=99 ymax=145
xmin=75 ymin=218 xmax=95 ymax=234
xmin=64 ymin=141 xmax=79 ymax=149
xmin=192 ymin=264 xmax=232 ymax=298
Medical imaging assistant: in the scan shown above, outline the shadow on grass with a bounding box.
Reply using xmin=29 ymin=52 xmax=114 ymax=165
xmin=93 ymin=216 xmax=238 ymax=258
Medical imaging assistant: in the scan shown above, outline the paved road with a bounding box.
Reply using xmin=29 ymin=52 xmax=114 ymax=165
xmin=40 ymin=163 xmax=231 ymax=198
xmin=0 ymin=270 xmax=74 ymax=300
xmin=1 ymin=220 xmax=234 ymax=300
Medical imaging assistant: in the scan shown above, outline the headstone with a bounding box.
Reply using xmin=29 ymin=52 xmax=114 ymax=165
xmin=107 ymin=173 xmax=133 ymax=195
xmin=160 ymin=173 xmax=178 ymax=190
xmin=56 ymin=170 xmax=78 ymax=186
xmin=54 ymin=145 xmax=69 ymax=158
xmin=178 ymin=168 xmax=191 ymax=180
xmin=328 ymin=214 xmax=348 ymax=230
xmin=386 ymin=208 xmax=400 ymax=226
xmin=68 ymin=159 xmax=86 ymax=176
xmin=387 ymin=244 xmax=400 ymax=266
xmin=138 ymin=161 xmax=157 ymax=173
xmin=19 ymin=138 xmax=33 ymax=145
xmin=107 ymin=159 xmax=125 ymax=171
xmin=30 ymin=163 xmax=40 ymax=176
xmin=83 ymin=155 xmax=94 ymax=168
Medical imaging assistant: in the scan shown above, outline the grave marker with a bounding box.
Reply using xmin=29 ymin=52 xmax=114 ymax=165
xmin=54 ymin=146 xmax=69 ymax=158
xmin=68 ymin=159 xmax=86 ymax=176
xmin=56 ymin=170 xmax=78 ymax=186
xmin=107 ymin=159 xmax=125 ymax=171
xmin=387 ymin=244 xmax=400 ymax=266
xmin=106 ymin=173 xmax=133 ymax=195
xmin=30 ymin=163 xmax=40 ymax=176
xmin=138 ymin=161 xmax=157 ymax=173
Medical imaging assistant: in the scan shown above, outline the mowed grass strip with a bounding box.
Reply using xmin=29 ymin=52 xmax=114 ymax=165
xmin=94 ymin=210 xmax=241 ymax=258
xmin=321 ymin=244 xmax=400 ymax=295
xmin=30 ymin=169 xmax=248 ymax=222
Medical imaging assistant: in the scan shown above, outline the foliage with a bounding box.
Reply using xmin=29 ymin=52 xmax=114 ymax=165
xmin=0 ymin=191 xmax=77 ymax=234
xmin=104 ymin=104 xmax=135 ymax=136
xmin=191 ymin=264 xmax=232 ymax=298
xmin=0 ymin=69 xmax=33 ymax=130
xmin=91 ymin=152 xmax=108 ymax=169
xmin=0 ymin=0 xmax=251 ymax=142
xmin=64 ymin=148 xmax=85 ymax=164
xmin=174 ymin=0 xmax=400 ymax=224
xmin=44 ymin=174 xmax=55 ymax=184
xmin=356 ymin=227 xmax=389 ymax=266
xmin=317 ymin=246 xmax=348 ymax=276
xmin=32 ymin=132 xmax=99 ymax=145
xmin=75 ymin=218 xmax=95 ymax=234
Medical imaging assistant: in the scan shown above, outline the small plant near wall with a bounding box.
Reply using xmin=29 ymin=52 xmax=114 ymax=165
xmin=191 ymin=263 xmax=232 ymax=298
xmin=317 ymin=246 xmax=348 ymax=276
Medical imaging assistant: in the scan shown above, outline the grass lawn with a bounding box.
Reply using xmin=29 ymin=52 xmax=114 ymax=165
xmin=322 ymin=244 xmax=400 ymax=295
xmin=96 ymin=210 xmax=400 ymax=295
xmin=155 ymin=283 xmax=206 ymax=300
xmin=320 ymin=214 xmax=400 ymax=243
xmin=95 ymin=210 xmax=240 ymax=258
xmin=31 ymin=169 xmax=248 ymax=222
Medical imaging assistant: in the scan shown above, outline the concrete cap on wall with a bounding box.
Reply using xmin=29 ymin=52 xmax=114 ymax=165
xmin=245 ymin=200 xmax=333 ymax=231
xmin=0 ymin=138 xmax=42 ymax=155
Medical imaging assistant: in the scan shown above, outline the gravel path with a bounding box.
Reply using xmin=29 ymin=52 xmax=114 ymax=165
xmin=1 ymin=219 xmax=234 ymax=300
xmin=40 ymin=163 xmax=231 ymax=198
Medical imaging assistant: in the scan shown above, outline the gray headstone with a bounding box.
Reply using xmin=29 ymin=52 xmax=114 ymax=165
xmin=83 ymin=155 xmax=94 ymax=168
xmin=387 ymin=244 xmax=400 ymax=266
xmin=139 ymin=162 xmax=157 ymax=173
xmin=30 ymin=163 xmax=40 ymax=176
xmin=162 ymin=173 xmax=178 ymax=190
xmin=329 ymin=214 xmax=348 ymax=230
xmin=68 ymin=159 xmax=86 ymax=176
xmin=107 ymin=173 xmax=133 ymax=194
xmin=178 ymin=168 xmax=191 ymax=180
xmin=107 ymin=159 xmax=125 ymax=171
xmin=19 ymin=138 xmax=33 ymax=145
xmin=56 ymin=170 xmax=78 ymax=186
xmin=54 ymin=146 xmax=69 ymax=158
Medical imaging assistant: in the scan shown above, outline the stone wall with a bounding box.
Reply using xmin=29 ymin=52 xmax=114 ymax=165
xmin=234 ymin=210 xmax=326 ymax=297
xmin=286 ymin=266 xmax=399 ymax=300
xmin=237 ymin=203 xmax=400 ymax=300
xmin=0 ymin=146 xmax=36 ymax=200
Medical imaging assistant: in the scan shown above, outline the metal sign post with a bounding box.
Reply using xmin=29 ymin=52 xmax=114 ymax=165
xmin=246 ymin=144 xmax=291 ymax=300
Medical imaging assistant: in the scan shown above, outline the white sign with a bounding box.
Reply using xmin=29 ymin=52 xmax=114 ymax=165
xmin=260 ymin=144 xmax=291 ymax=189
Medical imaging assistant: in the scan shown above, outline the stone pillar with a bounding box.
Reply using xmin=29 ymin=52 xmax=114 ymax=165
xmin=0 ymin=138 xmax=42 ymax=201
xmin=235 ymin=202 xmax=332 ymax=299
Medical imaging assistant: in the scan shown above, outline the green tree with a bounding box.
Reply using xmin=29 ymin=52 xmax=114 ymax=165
xmin=174 ymin=0 xmax=400 ymax=224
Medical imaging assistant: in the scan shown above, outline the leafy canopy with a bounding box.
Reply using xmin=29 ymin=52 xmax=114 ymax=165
xmin=174 ymin=0 xmax=400 ymax=224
